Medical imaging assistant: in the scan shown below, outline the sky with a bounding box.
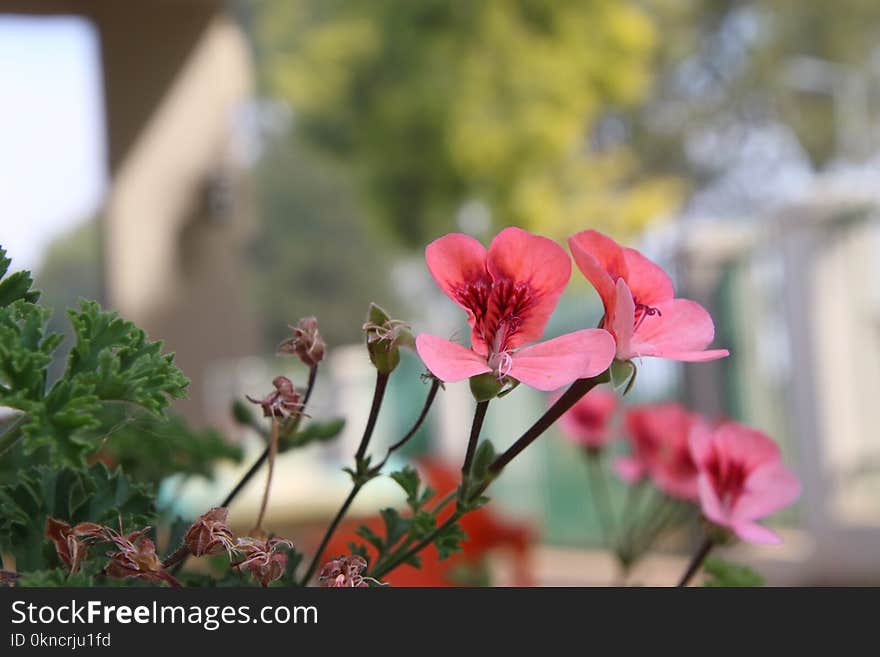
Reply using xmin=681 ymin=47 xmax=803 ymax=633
xmin=0 ymin=15 xmax=106 ymax=272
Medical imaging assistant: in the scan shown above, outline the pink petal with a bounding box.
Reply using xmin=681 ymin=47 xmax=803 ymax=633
xmin=486 ymin=227 xmax=571 ymax=347
xmin=731 ymin=521 xmax=782 ymax=545
xmin=733 ymin=462 xmax=801 ymax=521
xmin=649 ymin=349 xmax=730 ymax=362
xmin=688 ymin=422 xmax=715 ymax=466
xmin=568 ymin=230 xmax=627 ymax=314
xmin=415 ymin=334 xmax=491 ymax=382
xmin=614 ymin=456 xmax=646 ymax=483
xmin=631 ymin=298 xmax=727 ymax=362
xmin=508 ymin=329 xmax=615 ymax=391
xmin=610 ymin=278 xmax=635 ymax=359
xmin=697 ymin=473 xmax=728 ymax=527
xmin=425 ymin=233 xmax=489 ymax=308
xmin=715 ymin=422 xmax=781 ymax=468
xmin=654 ymin=471 xmax=699 ymax=502
xmin=622 ymin=247 xmax=674 ymax=305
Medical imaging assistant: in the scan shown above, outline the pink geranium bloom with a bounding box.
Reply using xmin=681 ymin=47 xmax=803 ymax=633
xmin=416 ymin=227 xmax=615 ymax=391
xmin=556 ymin=386 xmax=618 ymax=450
xmin=616 ymin=403 xmax=702 ymax=501
xmin=690 ymin=421 xmax=800 ymax=545
xmin=568 ymin=230 xmax=729 ymax=362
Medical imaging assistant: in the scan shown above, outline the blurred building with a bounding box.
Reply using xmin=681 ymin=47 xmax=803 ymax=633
xmin=0 ymin=0 xmax=259 ymax=424
xmin=669 ymin=172 xmax=880 ymax=584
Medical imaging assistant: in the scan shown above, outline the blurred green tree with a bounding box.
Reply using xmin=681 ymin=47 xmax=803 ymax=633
xmin=247 ymin=131 xmax=400 ymax=347
xmin=253 ymin=0 xmax=682 ymax=245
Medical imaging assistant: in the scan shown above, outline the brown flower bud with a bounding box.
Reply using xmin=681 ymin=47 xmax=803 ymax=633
xmin=278 ymin=317 xmax=325 ymax=367
xmin=246 ymin=376 xmax=304 ymax=419
xmin=0 ymin=570 xmax=19 ymax=586
xmin=232 ymin=536 xmax=293 ymax=587
xmin=318 ymin=554 xmax=377 ymax=587
xmin=102 ymin=527 xmax=180 ymax=587
xmin=45 ymin=518 xmax=104 ymax=574
xmin=184 ymin=507 xmax=236 ymax=558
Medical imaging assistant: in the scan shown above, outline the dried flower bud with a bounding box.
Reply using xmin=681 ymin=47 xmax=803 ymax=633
xmin=102 ymin=527 xmax=180 ymax=587
xmin=45 ymin=518 xmax=104 ymax=574
xmin=246 ymin=376 xmax=304 ymax=419
xmin=232 ymin=536 xmax=294 ymax=587
xmin=184 ymin=507 xmax=237 ymax=558
xmin=318 ymin=554 xmax=383 ymax=588
xmin=0 ymin=570 xmax=19 ymax=586
xmin=278 ymin=317 xmax=325 ymax=367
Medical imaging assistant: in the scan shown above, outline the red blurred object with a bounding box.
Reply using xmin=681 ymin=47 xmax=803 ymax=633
xmin=315 ymin=458 xmax=535 ymax=586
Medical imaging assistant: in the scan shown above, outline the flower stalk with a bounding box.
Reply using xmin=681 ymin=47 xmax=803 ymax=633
xmin=677 ymin=535 xmax=714 ymax=587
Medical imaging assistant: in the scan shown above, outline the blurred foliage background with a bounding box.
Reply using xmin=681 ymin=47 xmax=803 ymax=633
xmin=33 ymin=0 xmax=880 ymax=347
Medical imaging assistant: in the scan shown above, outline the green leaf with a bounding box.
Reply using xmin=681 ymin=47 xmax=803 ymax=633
xmin=0 ymin=247 xmax=40 ymax=306
xmin=17 ymin=568 xmax=97 ymax=588
xmin=702 ymin=558 xmax=765 ymax=587
xmin=88 ymin=409 xmax=243 ymax=483
xmin=380 ymin=507 xmax=409 ymax=547
xmin=434 ymin=522 xmax=467 ymax=561
xmin=286 ymin=417 xmax=346 ymax=449
xmin=0 ymin=301 xmax=62 ymax=405
xmin=410 ymin=510 xmax=435 ymax=539
xmin=355 ymin=525 xmax=385 ymax=552
xmin=65 ymin=300 xmax=189 ymax=414
xmin=0 ymin=463 xmax=155 ymax=572
xmin=390 ymin=466 xmax=420 ymax=506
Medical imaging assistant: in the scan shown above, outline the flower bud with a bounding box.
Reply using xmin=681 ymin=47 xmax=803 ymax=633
xmin=233 ymin=536 xmax=294 ymax=587
xmin=318 ymin=554 xmax=375 ymax=587
xmin=102 ymin=526 xmax=180 ymax=587
xmin=45 ymin=518 xmax=104 ymax=574
xmin=246 ymin=376 xmax=304 ymax=419
xmin=184 ymin=507 xmax=236 ymax=558
xmin=468 ymin=372 xmax=505 ymax=402
xmin=362 ymin=303 xmax=415 ymax=374
xmin=278 ymin=317 xmax=325 ymax=367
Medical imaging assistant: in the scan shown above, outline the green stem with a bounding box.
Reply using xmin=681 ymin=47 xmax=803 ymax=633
xmin=370 ymin=371 xmax=611 ymax=581
xmin=300 ymin=369 xmax=391 ymax=584
xmin=219 ymin=365 xmax=319 ymax=509
xmin=370 ymin=510 xmax=464 ymax=580
xmin=170 ymin=365 xmax=319 ymax=575
xmin=372 ymin=377 xmax=441 ymax=472
xmin=355 ymin=371 xmax=390 ymax=462
xmin=252 ymin=419 xmax=280 ymax=533
xmin=677 ymin=535 xmax=714 ymax=587
xmin=478 ymin=373 xmax=608 ymax=495
xmin=300 ymin=483 xmax=363 ymax=585
xmin=461 ymin=400 xmax=490 ymax=480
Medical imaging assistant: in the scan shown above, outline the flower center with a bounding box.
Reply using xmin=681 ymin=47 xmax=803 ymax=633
xmin=454 ymin=277 xmax=534 ymax=355
xmin=706 ymin=455 xmax=747 ymax=509
xmin=487 ymin=351 xmax=514 ymax=379
xmin=633 ymin=301 xmax=662 ymax=332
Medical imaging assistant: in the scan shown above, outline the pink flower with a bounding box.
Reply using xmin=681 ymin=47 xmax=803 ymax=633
xmin=616 ymin=403 xmax=702 ymax=501
xmin=556 ymin=386 xmax=618 ymax=450
xmin=416 ymin=227 xmax=615 ymax=391
xmin=568 ymin=230 xmax=729 ymax=362
xmin=690 ymin=421 xmax=800 ymax=545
